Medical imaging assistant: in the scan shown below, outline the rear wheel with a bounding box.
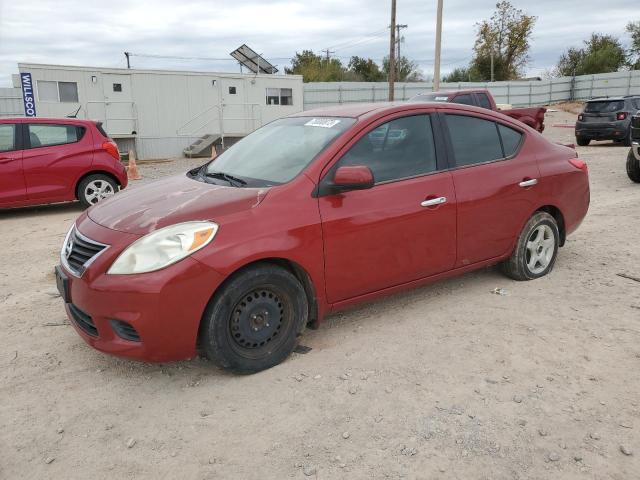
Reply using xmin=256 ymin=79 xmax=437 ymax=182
xmin=502 ymin=212 xmax=560 ymax=281
xmin=200 ymin=264 xmax=308 ymax=374
xmin=576 ymin=136 xmax=590 ymax=146
xmin=78 ymin=174 xmax=118 ymax=208
xmin=627 ymin=149 xmax=640 ymax=183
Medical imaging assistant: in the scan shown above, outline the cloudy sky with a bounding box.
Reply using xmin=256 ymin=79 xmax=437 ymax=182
xmin=0 ymin=0 xmax=638 ymax=86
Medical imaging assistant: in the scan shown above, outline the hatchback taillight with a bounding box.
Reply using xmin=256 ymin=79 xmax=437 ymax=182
xmin=569 ymin=158 xmax=588 ymax=172
xmin=617 ymin=112 xmax=628 ymax=121
xmin=102 ymin=141 xmax=120 ymax=161
xmin=578 ymin=114 xmax=584 ymax=121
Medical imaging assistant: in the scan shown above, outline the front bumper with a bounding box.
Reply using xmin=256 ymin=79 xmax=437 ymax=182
xmin=58 ymin=217 xmax=225 ymax=362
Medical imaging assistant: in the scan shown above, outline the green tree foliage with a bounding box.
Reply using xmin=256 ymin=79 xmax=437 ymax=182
xmin=348 ymin=56 xmax=384 ymax=81
xmin=627 ymin=21 xmax=640 ymax=69
xmin=470 ymin=1 xmax=536 ymax=80
xmin=284 ymin=50 xmax=345 ymax=82
xmin=382 ymin=55 xmax=423 ymax=82
xmin=442 ymin=67 xmax=475 ymax=82
xmin=555 ymin=34 xmax=628 ymax=76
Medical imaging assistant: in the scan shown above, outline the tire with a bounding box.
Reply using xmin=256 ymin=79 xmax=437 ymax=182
xmin=200 ymin=264 xmax=308 ymax=374
xmin=627 ymin=149 xmax=640 ymax=183
xmin=623 ymin=127 xmax=632 ymax=147
xmin=576 ymin=136 xmax=590 ymax=146
xmin=77 ymin=174 xmax=118 ymax=208
xmin=501 ymin=212 xmax=560 ymax=281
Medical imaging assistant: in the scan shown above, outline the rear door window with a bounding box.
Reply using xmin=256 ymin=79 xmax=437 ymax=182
xmin=27 ymin=124 xmax=84 ymax=148
xmin=476 ymin=93 xmax=492 ymax=110
xmin=451 ymin=94 xmax=475 ymax=106
xmin=445 ymin=114 xmax=503 ymax=167
xmin=584 ymin=100 xmax=624 ymax=113
xmin=339 ymin=114 xmax=438 ymax=183
xmin=0 ymin=124 xmax=16 ymax=152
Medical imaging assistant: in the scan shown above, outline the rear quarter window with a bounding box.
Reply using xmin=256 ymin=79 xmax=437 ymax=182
xmin=497 ymin=124 xmax=524 ymax=157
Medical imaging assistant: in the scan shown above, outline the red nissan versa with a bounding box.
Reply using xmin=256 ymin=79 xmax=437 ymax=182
xmin=0 ymin=118 xmax=127 ymax=209
xmin=55 ymin=102 xmax=590 ymax=373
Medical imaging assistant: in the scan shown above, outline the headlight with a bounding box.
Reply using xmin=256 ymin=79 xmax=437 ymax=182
xmin=108 ymin=221 xmax=218 ymax=274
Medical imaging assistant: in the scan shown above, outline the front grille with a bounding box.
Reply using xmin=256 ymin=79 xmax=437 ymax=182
xmin=69 ymin=303 xmax=98 ymax=337
xmin=63 ymin=227 xmax=108 ymax=276
xmin=110 ymin=320 xmax=141 ymax=342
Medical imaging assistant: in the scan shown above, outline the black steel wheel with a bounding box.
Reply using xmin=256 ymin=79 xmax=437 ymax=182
xmin=627 ymin=149 xmax=640 ymax=183
xmin=200 ymin=263 xmax=308 ymax=374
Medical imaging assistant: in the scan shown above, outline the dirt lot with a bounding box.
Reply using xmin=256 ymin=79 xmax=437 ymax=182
xmin=1 ymin=109 xmax=639 ymax=479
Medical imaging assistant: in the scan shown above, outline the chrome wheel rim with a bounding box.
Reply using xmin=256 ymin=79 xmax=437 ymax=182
xmin=525 ymin=224 xmax=555 ymax=274
xmin=84 ymin=180 xmax=115 ymax=205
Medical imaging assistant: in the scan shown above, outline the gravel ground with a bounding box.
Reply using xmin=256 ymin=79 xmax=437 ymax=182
xmin=1 ymin=109 xmax=639 ymax=479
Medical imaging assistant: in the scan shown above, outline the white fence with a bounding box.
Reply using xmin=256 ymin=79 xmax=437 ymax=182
xmin=0 ymin=88 xmax=23 ymax=117
xmin=303 ymin=70 xmax=640 ymax=109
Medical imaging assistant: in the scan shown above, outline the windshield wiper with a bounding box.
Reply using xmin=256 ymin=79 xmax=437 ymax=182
xmin=204 ymin=171 xmax=247 ymax=187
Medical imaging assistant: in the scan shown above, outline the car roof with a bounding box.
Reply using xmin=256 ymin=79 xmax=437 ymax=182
xmin=0 ymin=117 xmax=98 ymax=125
xmin=586 ymin=96 xmax=638 ymax=102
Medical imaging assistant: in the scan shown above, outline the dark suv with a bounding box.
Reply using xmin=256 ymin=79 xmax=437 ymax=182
xmin=627 ymin=115 xmax=640 ymax=183
xmin=575 ymin=96 xmax=640 ymax=146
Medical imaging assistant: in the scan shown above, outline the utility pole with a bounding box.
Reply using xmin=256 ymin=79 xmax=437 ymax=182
xmin=433 ymin=0 xmax=443 ymax=91
xmin=396 ymin=24 xmax=408 ymax=80
xmin=490 ymin=49 xmax=495 ymax=82
xmin=388 ymin=0 xmax=397 ymax=101
xmin=124 ymin=51 xmax=131 ymax=69
xmin=321 ymin=48 xmax=335 ymax=63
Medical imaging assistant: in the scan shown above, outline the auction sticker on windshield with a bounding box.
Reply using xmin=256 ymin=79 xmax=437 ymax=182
xmin=305 ymin=118 xmax=341 ymax=128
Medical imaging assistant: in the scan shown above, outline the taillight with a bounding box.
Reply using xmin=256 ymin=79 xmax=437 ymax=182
xmin=616 ymin=112 xmax=628 ymax=121
xmin=102 ymin=141 xmax=120 ymax=161
xmin=569 ymin=158 xmax=588 ymax=172
xmin=578 ymin=114 xmax=584 ymax=121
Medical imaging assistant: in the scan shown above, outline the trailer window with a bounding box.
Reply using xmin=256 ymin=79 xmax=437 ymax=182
xmin=37 ymin=81 xmax=78 ymax=103
xmin=266 ymin=88 xmax=294 ymax=106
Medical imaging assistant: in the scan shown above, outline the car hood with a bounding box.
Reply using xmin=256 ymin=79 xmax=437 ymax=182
xmin=87 ymin=174 xmax=270 ymax=235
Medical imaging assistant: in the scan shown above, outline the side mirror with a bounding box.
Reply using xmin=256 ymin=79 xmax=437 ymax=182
xmin=332 ymin=165 xmax=374 ymax=192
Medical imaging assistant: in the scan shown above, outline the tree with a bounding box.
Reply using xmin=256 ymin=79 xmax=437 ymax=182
xmin=348 ymin=56 xmax=384 ymax=81
xmin=555 ymin=34 xmax=627 ymax=76
xmin=442 ymin=67 xmax=475 ymax=82
xmin=382 ymin=55 xmax=423 ymax=82
xmin=470 ymin=1 xmax=536 ymax=80
xmin=627 ymin=21 xmax=640 ymax=69
xmin=285 ymin=50 xmax=345 ymax=82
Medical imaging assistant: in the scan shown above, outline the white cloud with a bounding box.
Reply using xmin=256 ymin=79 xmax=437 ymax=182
xmin=0 ymin=0 xmax=638 ymax=86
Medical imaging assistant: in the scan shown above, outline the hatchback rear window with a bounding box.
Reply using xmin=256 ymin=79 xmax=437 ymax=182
xmin=584 ymin=100 xmax=624 ymax=113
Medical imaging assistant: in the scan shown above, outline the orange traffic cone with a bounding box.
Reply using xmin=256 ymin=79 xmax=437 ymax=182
xmin=127 ymin=149 xmax=142 ymax=180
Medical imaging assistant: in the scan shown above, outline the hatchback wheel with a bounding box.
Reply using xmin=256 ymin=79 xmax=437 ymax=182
xmin=200 ymin=264 xmax=308 ymax=374
xmin=628 ymin=149 xmax=640 ymax=183
xmin=78 ymin=174 xmax=118 ymax=208
xmin=502 ymin=212 xmax=559 ymax=281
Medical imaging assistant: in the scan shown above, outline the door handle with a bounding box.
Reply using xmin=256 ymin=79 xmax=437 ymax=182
xmin=421 ymin=196 xmax=447 ymax=207
xmin=519 ymin=178 xmax=538 ymax=188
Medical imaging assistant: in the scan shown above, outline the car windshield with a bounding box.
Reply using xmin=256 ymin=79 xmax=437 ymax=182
xmin=408 ymin=93 xmax=450 ymax=103
xmin=203 ymin=117 xmax=355 ymax=186
xmin=584 ymin=100 xmax=625 ymax=113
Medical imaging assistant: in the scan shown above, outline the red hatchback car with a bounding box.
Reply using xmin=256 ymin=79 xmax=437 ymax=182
xmin=0 ymin=118 xmax=127 ymax=209
xmin=56 ymin=102 xmax=589 ymax=373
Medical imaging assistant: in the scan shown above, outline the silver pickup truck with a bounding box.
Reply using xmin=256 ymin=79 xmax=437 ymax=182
xmin=628 ymin=115 xmax=640 ymax=183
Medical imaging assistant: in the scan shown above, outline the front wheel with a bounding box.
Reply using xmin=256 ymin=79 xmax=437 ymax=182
xmin=627 ymin=149 xmax=640 ymax=183
xmin=200 ymin=264 xmax=308 ymax=374
xmin=78 ymin=174 xmax=118 ymax=208
xmin=502 ymin=212 xmax=560 ymax=281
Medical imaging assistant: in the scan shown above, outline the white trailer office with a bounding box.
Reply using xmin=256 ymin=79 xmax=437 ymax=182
xmin=17 ymin=63 xmax=304 ymax=159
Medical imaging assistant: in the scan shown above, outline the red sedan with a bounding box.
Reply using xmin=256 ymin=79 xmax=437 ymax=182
xmin=0 ymin=117 xmax=127 ymax=209
xmin=56 ymin=102 xmax=590 ymax=373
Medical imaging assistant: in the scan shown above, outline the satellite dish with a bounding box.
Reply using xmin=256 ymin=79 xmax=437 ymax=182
xmin=230 ymin=44 xmax=278 ymax=74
